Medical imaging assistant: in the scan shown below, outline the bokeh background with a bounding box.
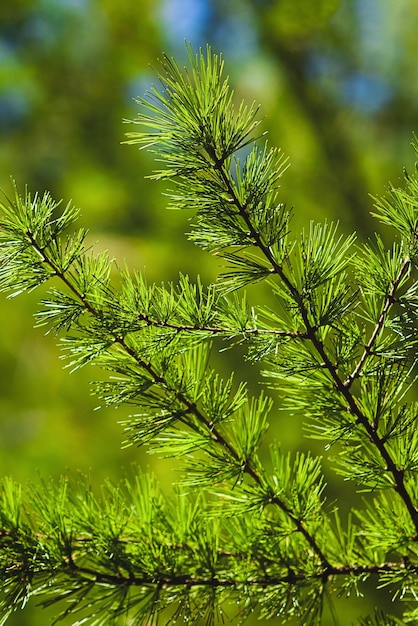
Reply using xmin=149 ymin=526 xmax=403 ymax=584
xmin=0 ymin=0 xmax=417 ymax=623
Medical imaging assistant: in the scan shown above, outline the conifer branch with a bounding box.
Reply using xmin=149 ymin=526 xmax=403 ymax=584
xmin=23 ymin=217 xmax=331 ymax=570
xmin=293 ymin=291 xmax=418 ymax=536
xmin=205 ymin=147 xmax=418 ymax=536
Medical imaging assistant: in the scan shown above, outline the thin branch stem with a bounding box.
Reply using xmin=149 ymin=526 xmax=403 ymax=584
xmin=62 ymin=557 xmax=418 ymax=588
xmin=26 ymin=231 xmax=100 ymax=319
xmin=137 ymin=312 xmax=310 ymax=339
xmin=345 ymin=257 xmax=411 ymax=387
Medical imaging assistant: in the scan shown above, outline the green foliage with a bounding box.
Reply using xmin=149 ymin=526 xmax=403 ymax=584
xmin=1 ymin=45 xmax=418 ymax=625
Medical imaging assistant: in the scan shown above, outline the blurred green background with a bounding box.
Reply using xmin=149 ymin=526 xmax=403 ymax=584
xmin=0 ymin=0 xmax=417 ymax=623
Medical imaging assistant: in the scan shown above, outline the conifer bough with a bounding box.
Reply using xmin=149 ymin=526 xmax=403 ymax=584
xmin=0 ymin=45 xmax=418 ymax=625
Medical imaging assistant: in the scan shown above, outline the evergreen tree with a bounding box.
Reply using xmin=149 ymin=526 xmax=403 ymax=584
xmin=0 ymin=45 xmax=417 ymax=625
